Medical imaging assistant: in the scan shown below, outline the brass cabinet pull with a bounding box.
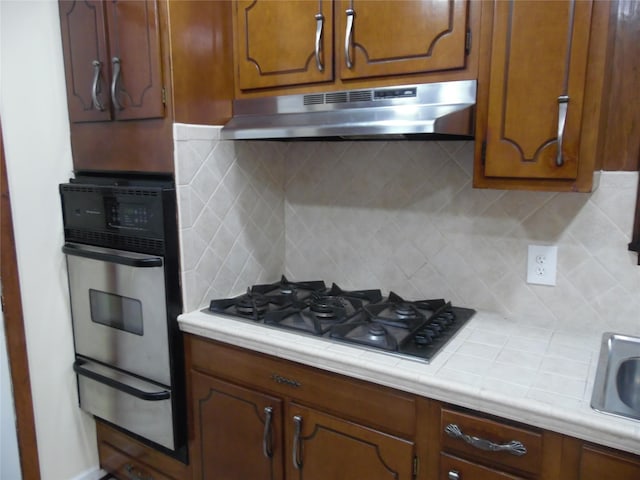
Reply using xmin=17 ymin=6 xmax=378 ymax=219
xmin=91 ymin=60 xmax=105 ymax=111
xmin=292 ymin=415 xmax=303 ymax=469
xmin=111 ymin=56 xmax=123 ymax=111
xmin=344 ymin=8 xmax=355 ymax=69
xmin=314 ymin=13 xmax=325 ymax=72
xmin=444 ymin=423 xmax=527 ymax=456
xmin=262 ymin=406 xmax=274 ymax=458
xmin=556 ymin=95 xmax=569 ymax=166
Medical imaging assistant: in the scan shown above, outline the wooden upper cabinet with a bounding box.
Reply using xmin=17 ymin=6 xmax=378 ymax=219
xmin=59 ymin=1 xmax=112 ymax=122
xmin=336 ymin=0 xmax=468 ymax=80
xmin=234 ymin=0 xmax=471 ymax=93
xmin=59 ymin=0 xmax=164 ymax=124
xmin=234 ymin=0 xmax=334 ymax=90
xmin=483 ymin=0 xmax=592 ymax=180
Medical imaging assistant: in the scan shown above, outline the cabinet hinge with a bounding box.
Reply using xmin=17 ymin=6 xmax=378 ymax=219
xmin=481 ymin=140 xmax=487 ymax=166
xmin=413 ymin=456 xmax=419 ymax=477
xmin=161 ymin=87 xmax=166 ymax=105
xmin=465 ymin=28 xmax=472 ymax=55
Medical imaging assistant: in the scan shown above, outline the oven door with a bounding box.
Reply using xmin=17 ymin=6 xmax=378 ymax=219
xmin=63 ymin=243 xmax=171 ymax=386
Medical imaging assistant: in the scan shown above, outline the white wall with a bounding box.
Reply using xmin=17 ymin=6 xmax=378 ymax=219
xmin=0 ymin=1 xmax=98 ymax=479
xmin=1 ymin=302 xmax=22 ymax=480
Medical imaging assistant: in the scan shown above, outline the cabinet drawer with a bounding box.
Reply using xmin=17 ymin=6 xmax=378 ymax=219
xmin=96 ymin=421 xmax=188 ymax=480
xmin=188 ymin=335 xmax=416 ymax=438
xmin=440 ymin=408 xmax=542 ymax=476
xmin=440 ymin=453 xmax=526 ymax=480
xmin=99 ymin=441 xmax=176 ymax=480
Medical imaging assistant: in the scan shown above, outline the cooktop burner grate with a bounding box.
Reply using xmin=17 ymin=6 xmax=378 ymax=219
xmin=205 ymin=278 xmax=475 ymax=362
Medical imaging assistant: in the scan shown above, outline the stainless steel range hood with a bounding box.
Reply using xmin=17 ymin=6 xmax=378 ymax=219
xmin=221 ymin=80 xmax=477 ymax=140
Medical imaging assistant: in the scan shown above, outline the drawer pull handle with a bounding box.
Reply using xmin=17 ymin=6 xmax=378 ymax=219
xmin=271 ymin=373 xmax=301 ymax=388
xmin=293 ymin=415 xmax=303 ymax=469
xmin=444 ymin=423 xmax=527 ymax=456
xmin=262 ymin=406 xmax=273 ymax=458
xmin=448 ymin=470 xmax=461 ymax=480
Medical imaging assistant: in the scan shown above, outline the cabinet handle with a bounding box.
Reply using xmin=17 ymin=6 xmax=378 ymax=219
xmin=262 ymin=406 xmax=274 ymax=458
xmin=111 ymin=56 xmax=123 ymax=111
xmin=444 ymin=423 xmax=527 ymax=456
xmin=448 ymin=471 xmax=461 ymax=480
xmin=91 ymin=60 xmax=105 ymax=111
xmin=344 ymin=8 xmax=355 ymax=69
xmin=314 ymin=13 xmax=325 ymax=72
xmin=556 ymin=95 xmax=569 ymax=166
xmin=125 ymin=464 xmax=153 ymax=480
xmin=292 ymin=415 xmax=303 ymax=469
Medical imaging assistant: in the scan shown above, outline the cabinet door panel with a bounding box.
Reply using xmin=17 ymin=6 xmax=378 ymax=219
xmin=235 ymin=0 xmax=334 ymax=90
xmin=580 ymin=446 xmax=640 ymax=480
xmin=59 ymin=0 xmax=112 ymax=123
xmin=105 ymin=0 xmax=164 ymax=120
xmin=337 ymin=0 xmax=469 ymax=80
xmin=288 ymin=403 xmax=415 ymax=480
xmin=484 ymin=0 xmax=592 ymax=179
xmin=191 ymin=371 xmax=284 ymax=480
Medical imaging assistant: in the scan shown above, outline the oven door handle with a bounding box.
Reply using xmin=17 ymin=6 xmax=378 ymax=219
xmin=63 ymin=243 xmax=163 ymax=268
xmin=73 ymin=359 xmax=171 ymax=401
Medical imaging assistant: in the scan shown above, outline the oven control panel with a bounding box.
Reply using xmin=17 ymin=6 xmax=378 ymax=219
xmin=60 ymin=176 xmax=174 ymax=254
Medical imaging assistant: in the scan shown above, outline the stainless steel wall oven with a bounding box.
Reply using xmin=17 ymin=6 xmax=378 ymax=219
xmin=60 ymin=173 xmax=186 ymax=462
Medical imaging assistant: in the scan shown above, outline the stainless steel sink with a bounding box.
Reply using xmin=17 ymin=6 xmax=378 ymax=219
xmin=591 ymin=332 xmax=640 ymax=421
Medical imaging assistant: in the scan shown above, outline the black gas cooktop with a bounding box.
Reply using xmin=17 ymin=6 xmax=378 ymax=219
xmin=205 ymin=276 xmax=475 ymax=362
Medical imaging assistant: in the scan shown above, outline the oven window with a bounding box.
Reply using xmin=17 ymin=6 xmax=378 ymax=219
xmin=89 ymin=289 xmax=143 ymax=335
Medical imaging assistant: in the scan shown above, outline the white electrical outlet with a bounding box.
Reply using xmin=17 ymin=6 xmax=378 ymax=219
xmin=527 ymin=245 xmax=558 ymax=286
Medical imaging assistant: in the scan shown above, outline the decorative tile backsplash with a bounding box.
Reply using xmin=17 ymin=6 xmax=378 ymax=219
xmin=173 ymin=124 xmax=286 ymax=311
xmin=175 ymin=125 xmax=640 ymax=335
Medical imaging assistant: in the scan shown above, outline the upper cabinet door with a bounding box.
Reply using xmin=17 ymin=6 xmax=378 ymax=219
xmin=59 ymin=1 xmax=112 ymax=122
xmin=104 ymin=0 xmax=164 ymax=121
xmin=336 ymin=0 xmax=469 ymax=80
xmin=59 ymin=0 xmax=164 ymax=123
xmin=483 ymin=0 xmax=593 ymax=180
xmin=234 ymin=0 xmax=335 ymax=90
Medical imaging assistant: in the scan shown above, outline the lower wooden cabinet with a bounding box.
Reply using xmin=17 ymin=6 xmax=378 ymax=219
xmin=579 ymin=445 xmax=640 ymax=480
xmin=287 ymin=403 xmax=415 ymax=480
xmin=184 ymin=334 xmax=640 ymax=480
xmin=190 ymin=370 xmax=284 ymax=480
xmin=186 ymin=335 xmax=418 ymax=480
xmin=96 ymin=420 xmax=189 ymax=480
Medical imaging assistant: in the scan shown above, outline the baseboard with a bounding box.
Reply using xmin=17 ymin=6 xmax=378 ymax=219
xmin=68 ymin=466 xmax=110 ymax=480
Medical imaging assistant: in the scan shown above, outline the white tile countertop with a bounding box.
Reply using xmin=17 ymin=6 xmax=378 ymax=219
xmin=178 ymin=309 xmax=640 ymax=455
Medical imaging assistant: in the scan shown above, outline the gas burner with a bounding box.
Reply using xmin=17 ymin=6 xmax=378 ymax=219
xmin=393 ymin=302 xmax=420 ymax=319
xmin=208 ymin=288 xmax=292 ymax=321
xmin=309 ymin=295 xmax=347 ymax=319
xmin=330 ymin=316 xmax=400 ymax=351
xmin=235 ymin=293 xmax=269 ymax=316
xmin=265 ymin=295 xmax=362 ymax=335
xmin=252 ymin=275 xmax=326 ymax=302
